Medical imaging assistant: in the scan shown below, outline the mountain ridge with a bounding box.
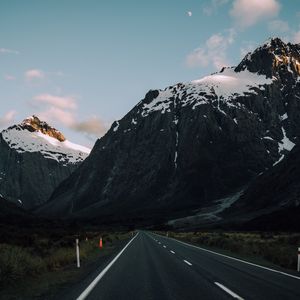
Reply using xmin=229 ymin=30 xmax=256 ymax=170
xmin=21 ymin=115 xmax=66 ymax=142
xmin=38 ymin=38 xmax=300 ymax=228
xmin=0 ymin=116 xmax=90 ymax=209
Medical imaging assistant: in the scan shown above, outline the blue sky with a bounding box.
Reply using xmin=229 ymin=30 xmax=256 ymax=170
xmin=0 ymin=0 xmax=299 ymax=147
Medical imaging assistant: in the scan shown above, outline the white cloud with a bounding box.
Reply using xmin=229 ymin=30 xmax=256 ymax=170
xmin=186 ymin=29 xmax=236 ymax=69
xmin=186 ymin=48 xmax=210 ymax=68
xmin=4 ymin=75 xmax=16 ymax=81
xmin=32 ymin=94 xmax=107 ymax=137
xmin=187 ymin=11 xmax=192 ymax=17
xmin=203 ymin=0 xmax=229 ymax=16
xmin=240 ymin=42 xmax=256 ymax=58
xmin=283 ymin=28 xmax=300 ymax=44
xmin=71 ymin=117 xmax=107 ymax=136
xmin=230 ymin=0 xmax=280 ymax=28
xmin=0 ymin=110 xmax=17 ymax=128
xmin=268 ymin=19 xmax=289 ymax=33
xmin=33 ymin=94 xmax=77 ymax=110
xmin=25 ymin=69 xmax=44 ymax=81
xmin=206 ymin=34 xmax=225 ymax=49
xmin=294 ymin=31 xmax=300 ymax=43
xmin=0 ymin=48 xmax=19 ymax=55
xmin=38 ymin=106 xmax=75 ymax=128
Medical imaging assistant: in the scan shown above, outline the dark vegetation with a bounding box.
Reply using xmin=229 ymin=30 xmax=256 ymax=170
xmin=161 ymin=231 xmax=300 ymax=271
xmin=0 ymin=212 xmax=131 ymax=299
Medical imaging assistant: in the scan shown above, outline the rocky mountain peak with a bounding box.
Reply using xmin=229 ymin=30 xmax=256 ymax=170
xmin=264 ymin=37 xmax=287 ymax=49
xmin=235 ymin=37 xmax=300 ymax=79
xmin=0 ymin=115 xmax=91 ymax=210
xmin=21 ymin=115 xmax=66 ymax=142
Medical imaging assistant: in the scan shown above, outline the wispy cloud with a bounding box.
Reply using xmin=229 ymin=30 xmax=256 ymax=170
xmin=71 ymin=117 xmax=107 ymax=136
xmin=0 ymin=48 xmax=19 ymax=55
xmin=230 ymin=0 xmax=280 ymax=29
xmin=25 ymin=69 xmax=45 ymax=81
xmin=268 ymin=19 xmax=289 ymax=33
xmin=0 ymin=110 xmax=17 ymax=128
xmin=32 ymin=93 xmax=107 ymax=137
xmin=294 ymin=31 xmax=300 ymax=43
xmin=186 ymin=29 xmax=236 ymax=69
xmin=38 ymin=106 xmax=76 ymax=128
xmin=203 ymin=0 xmax=229 ymax=16
xmin=240 ymin=41 xmax=256 ymax=58
xmin=33 ymin=94 xmax=77 ymax=110
xmin=4 ymin=75 xmax=16 ymax=81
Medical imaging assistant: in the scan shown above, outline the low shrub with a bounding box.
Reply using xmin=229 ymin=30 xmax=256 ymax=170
xmin=0 ymin=244 xmax=46 ymax=283
xmin=169 ymin=231 xmax=300 ymax=270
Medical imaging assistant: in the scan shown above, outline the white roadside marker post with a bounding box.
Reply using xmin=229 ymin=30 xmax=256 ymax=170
xmin=76 ymin=239 xmax=80 ymax=268
xmin=298 ymin=247 xmax=300 ymax=272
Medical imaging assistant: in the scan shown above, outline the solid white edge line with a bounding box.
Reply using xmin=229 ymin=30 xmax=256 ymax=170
xmin=76 ymin=232 xmax=139 ymax=300
xmin=183 ymin=259 xmax=192 ymax=266
xmin=215 ymin=282 xmax=244 ymax=300
xmin=152 ymin=232 xmax=300 ymax=281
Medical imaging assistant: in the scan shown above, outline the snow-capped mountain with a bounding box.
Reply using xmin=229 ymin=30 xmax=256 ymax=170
xmin=2 ymin=115 xmax=90 ymax=164
xmin=40 ymin=38 xmax=300 ymax=227
xmin=0 ymin=116 xmax=90 ymax=209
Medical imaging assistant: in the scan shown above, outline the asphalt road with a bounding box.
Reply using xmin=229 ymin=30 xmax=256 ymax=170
xmin=75 ymin=231 xmax=300 ymax=300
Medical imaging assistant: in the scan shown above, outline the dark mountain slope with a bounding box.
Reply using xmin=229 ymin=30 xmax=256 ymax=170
xmin=40 ymin=38 xmax=300 ymax=224
xmin=221 ymin=143 xmax=300 ymax=230
xmin=0 ymin=116 xmax=90 ymax=210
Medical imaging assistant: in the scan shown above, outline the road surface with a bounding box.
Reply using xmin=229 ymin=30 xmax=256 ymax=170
xmin=75 ymin=231 xmax=300 ymax=300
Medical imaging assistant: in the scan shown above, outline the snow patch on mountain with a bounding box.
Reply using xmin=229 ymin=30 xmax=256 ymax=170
xmin=2 ymin=126 xmax=90 ymax=165
xmin=141 ymin=89 xmax=173 ymax=117
xmin=280 ymin=113 xmax=288 ymax=121
xmin=273 ymin=127 xmax=295 ymax=166
xmin=113 ymin=121 xmax=120 ymax=132
xmin=140 ymin=68 xmax=273 ymax=117
xmin=191 ymin=68 xmax=272 ymax=98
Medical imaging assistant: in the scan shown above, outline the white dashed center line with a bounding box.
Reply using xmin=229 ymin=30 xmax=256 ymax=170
xmin=183 ymin=260 xmax=192 ymax=266
xmin=163 ymin=245 xmax=166 ymax=248
xmin=215 ymin=282 xmax=244 ymax=300
xmin=170 ymin=250 xmax=175 ymax=254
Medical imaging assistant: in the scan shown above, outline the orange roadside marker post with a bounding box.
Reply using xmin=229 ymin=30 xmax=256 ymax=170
xmin=99 ymin=237 xmax=103 ymax=249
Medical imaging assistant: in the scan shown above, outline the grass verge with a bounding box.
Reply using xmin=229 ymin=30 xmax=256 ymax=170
xmin=0 ymin=229 xmax=131 ymax=299
xmin=158 ymin=231 xmax=300 ymax=271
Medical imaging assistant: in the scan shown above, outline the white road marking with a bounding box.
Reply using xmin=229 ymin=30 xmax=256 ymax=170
xmin=215 ymin=282 xmax=244 ymax=300
xmin=158 ymin=242 xmax=161 ymax=244
xmin=170 ymin=250 xmax=175 ymax=254
xmin=152 ymin=233 xmax=300 ymax=281
xmin=184 ymin=260 xmax=192 ymax=266
xmin=163 ymin=245 xmax=166 ymax=248
xmin=76 ymin=233 xmax=139 ymax=300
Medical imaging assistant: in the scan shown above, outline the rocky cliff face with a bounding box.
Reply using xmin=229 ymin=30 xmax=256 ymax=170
xmin=40 ymin=38 xmax=300 ymax=224
xmin=22 ymin=115 xmax=66 ymax=142
xmin=0 ymin=116 xmax=90 ymax=209
xmin=224 ymin=143 xmax=300 ymax=221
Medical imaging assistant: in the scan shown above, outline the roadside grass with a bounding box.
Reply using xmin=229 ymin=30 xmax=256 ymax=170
xmin=0 ymin=229 xmax=131 ymax=298
xmin=159 ymin=231 xmax=300 ymax=271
